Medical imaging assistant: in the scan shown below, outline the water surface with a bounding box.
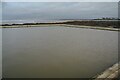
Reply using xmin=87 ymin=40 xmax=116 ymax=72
xmin=3 ymin=26 xmax=118 ymax=78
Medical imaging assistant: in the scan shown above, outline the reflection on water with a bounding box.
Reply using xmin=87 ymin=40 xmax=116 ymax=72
xmin=3 ymin=26 xmax=118 ymax=78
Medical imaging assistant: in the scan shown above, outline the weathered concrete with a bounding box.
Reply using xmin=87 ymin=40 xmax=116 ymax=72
xmin=94 ymin=62 xmax=120 ymax=80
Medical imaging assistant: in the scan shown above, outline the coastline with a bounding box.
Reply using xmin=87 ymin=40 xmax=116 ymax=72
xmin=0 ymin=24 xmax=119 ymax=31
xmin=1 ymin=20 xmax=119 ymax=31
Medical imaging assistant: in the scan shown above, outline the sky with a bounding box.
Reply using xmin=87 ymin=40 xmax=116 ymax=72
xmin=2 ymin=2 xmax=119 ymax=23
xmin=1 ymin=0 xmax=120 ymax=2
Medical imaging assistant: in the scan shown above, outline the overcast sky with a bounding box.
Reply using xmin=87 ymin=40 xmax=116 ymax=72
xmin=2 ymin=0 xmax=120 ymax=2
xmin=2 ymin=2 xmax=118 ymax=22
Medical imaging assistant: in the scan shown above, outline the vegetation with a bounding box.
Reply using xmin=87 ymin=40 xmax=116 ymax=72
xmin=1 ymin=20 xmax=119 ymax=29
xmin=61 ymin=20 xmax=119 ymax=28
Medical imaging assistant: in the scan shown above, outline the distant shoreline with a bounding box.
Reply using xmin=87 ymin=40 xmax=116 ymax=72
xmin=1 ymin=20 xmax=119 ymax=31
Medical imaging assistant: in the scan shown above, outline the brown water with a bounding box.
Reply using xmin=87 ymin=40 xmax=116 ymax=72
xmin=2 ymin=26 xmax=118 ymax=78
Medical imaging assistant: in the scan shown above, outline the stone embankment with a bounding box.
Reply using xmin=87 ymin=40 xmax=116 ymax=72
xmin=94 ymin=62 xmax=120 ymax=80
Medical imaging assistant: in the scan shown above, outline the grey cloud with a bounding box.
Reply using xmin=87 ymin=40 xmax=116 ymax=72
xmin=2 ymin=2 xmax=118 ymax=21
